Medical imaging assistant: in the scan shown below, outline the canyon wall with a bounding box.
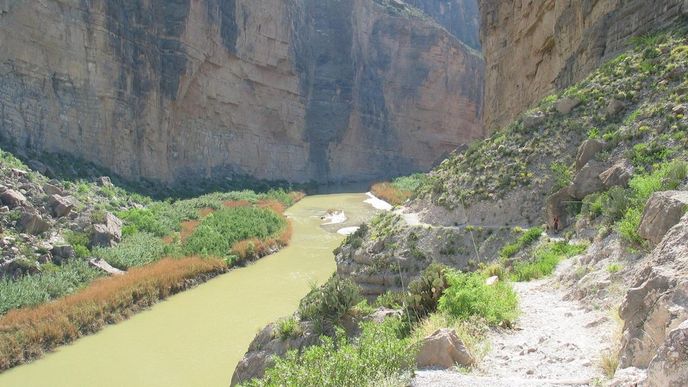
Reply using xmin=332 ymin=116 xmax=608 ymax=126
xmin=0 ymin=0 xmax=483 ymax=185
xmin=479 ymin=0 xmax=688 ymax=132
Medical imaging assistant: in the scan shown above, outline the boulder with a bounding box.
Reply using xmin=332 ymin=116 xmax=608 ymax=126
xmin=606 ymin=99 xmax=625 ymax=117
xmin=646 ymin=319 xmax=688 ymax=387
xmin=600 ymin=159 xmax=633 ymax=189
xmin=51 ymin=245 xmax=75 ymax=261
xmin=638 ymin=191 xmax=688 ymax=245
xmin=366 ymin=307 xmax=402 ymax=324
xmin=96 ymin=176 xmax=113 ymax=187
xmin=416 ymin=328 xmax=475 ymax=369
xmin=48 ymin=195 xmax=75 ymax=218
xmin=555 ymin=97 xmax=580 ymax=115
xmin=568 ymin=161 xmax=607 ymax=200
xmin=522 ymin=111 xmax=546 ymax=129
xmin=0 ymin=189 xmax=27 ymax=209
xmin=18 ymin=212 xmax=50 ymax=235
xmin=231 ymin=322 xmax=319 ymax=386
xmin=89 ymin=258 xmax=124 ymax=275
xmin=90 ymin=213 xmax=123 ymax=247
xmin=575 ymin=139 xmax=606 ymax=171
xmin=619 ymin=215 xmax=688 ymax=369
xmin=485 ymin=276 xmax=499 ymax=286
xmin=43 ymin=183 xmax=65 ymax=196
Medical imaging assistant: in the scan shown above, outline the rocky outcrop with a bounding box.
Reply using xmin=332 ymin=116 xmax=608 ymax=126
xmin=619 ymin=214 xmax=688 ymax=373
xmin=479 ymin=0 xmax=687 ymax=131
xmin=637 ymin=191 xmax=688 ymax=245
xmin=90 ymin=213 xmax=123 ymax=248
xmin=0 ymin=0 xmax=483 ymax=185
xmin=416 ymin=328 xmax=475 ymax=369
xmin=646 ymin=320 xmax=688 ymax=387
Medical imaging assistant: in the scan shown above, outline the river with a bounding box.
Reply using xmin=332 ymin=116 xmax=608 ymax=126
xmin=0 ymin=193 xmax=377 ymax=387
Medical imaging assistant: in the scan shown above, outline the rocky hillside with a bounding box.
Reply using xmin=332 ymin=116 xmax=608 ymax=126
xmin=0 ymin=0 xmax=483 ymax=186
xmin=480 ymin=0 xmax=688 ymax=132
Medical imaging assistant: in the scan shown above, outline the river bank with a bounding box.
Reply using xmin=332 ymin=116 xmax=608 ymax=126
xmin=0 ymin=193 xmax=380 ymax=387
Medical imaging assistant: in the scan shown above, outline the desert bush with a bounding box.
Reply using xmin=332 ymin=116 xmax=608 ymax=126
xmin=276 ymin=317 xmax=303 ymax=341
xmin=94 ymin=232 xmax=178 ymax=270
xmin=405 ymin=263 xmax=451 ymax=319
xmin=183 ymin=206 xmax=286 ymax=259
xmin=298 ymin=276 xmax=362 ymax=330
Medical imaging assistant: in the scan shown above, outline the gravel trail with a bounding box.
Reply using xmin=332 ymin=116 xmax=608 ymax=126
xmin=414 ymin=262 xmax=614 ymax=386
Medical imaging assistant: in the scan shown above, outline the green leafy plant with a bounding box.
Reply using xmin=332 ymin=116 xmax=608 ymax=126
xmin=511 ymin=242 xmax=588 ymax=281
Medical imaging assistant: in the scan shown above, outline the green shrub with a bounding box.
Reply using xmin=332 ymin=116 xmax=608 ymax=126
xmin=438 ymin=271 xmax=518 ymax=326
xmin=0 ymin=261 xmax=102 ymax=314
xmin=94 ymin=232 xmax=176 ymax=270
xmin=298 ymin=276 xmax=362 ymax=330
xmin=276 ymin=317 xmax=303 ymax=341
xmin=607 ymin=263 xmax=623 ymax=274
xmin=248 ymin=319 xmax=414 ymax=387
xmin=375 ymin=290 xmax=406 ymax=309
xmin=64 ymin=231 xmax=91 ymax=258
xmin=550 ymin=163 xmax=572 ymax=192
xmin=511 ymin=242 xmax=588 ymax=281
xmin=183 ymin=206 xmax=286 ymax=258
xmin=499 ymin=227 xmax=544 ymax=259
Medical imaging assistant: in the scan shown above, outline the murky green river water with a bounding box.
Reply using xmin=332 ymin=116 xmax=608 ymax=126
xmin=0 ymin=193 xmax=375 ymax=387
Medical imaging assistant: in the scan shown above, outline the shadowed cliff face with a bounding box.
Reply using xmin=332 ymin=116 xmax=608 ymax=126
xmin=0 ymin=0 xmax=483 ymax=185
xmin=405 ymin=0 xmax=481 ymax=49
xmin=479 ymin=0 xmax=687 ymax=132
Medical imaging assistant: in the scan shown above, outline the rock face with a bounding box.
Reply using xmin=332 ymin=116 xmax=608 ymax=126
xmin=619 ymin=214 xmax=688 ymax=372
xmin=637 ymin=191 xmax=688 ymax=245
xmin=90 ymin=213 xmax=123 ymax=248
xmin=416 ymin=328 xmax=475 ymax=369
xmin=0 ymin=0 xmax=483 ymax=185
xmin=479 ymin=0 xmax=687 ymax=131
xmin=646 ymin=320 xmax=688 ymax=387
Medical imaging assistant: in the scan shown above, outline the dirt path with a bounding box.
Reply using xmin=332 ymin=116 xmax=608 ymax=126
xmin=414 ymin=261 xmax=614 ymax=386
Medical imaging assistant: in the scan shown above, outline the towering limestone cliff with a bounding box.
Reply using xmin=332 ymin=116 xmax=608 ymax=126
xmin=0 ymin=0 xmax=483 ymax=185
xmin=479 ymin=0 xmax=688 ymax=132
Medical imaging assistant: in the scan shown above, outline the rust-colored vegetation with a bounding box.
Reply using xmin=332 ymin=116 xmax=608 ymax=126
xmin=0 ymin=257 xmax=226 ymax=371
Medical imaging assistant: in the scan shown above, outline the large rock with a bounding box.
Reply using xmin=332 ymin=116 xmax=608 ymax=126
xmin=637 ymin=191 xmax=688 ymax=245
xmin=600 ymin=159 xmax=633 ymax=189
xmin=619 ymin=214 xmax=688 ymax=369
xmin=522 ymin=111 xmax=546 ymax=129
xmin=90 ymin=213 xmax=123 ymax=248
xmin=568 ymin=161 xmax=607 ymax=199
xmin=555 ymin=97 xmax=580 ymax=115
xmin=546 ymin=187 xmax=575 ymax=232
xmin=606 ymin=99 xmax=626 ymax=117
xmin=0 ymin=189 xmax=27 ymax=209
xmin=48 ymin=195 xmax=75 ymax=218
xmin=231 ymin=321 xmax=319 ymax=386
xmin=645 ymin=319 xmax=688 ymax=387
xmin=416 ymin=328 xmax=475 ymax=369
xmin=17 ymin=211 xmax=50 ymax=235
xmin=575 ymin=139 xmax=607 ymax=171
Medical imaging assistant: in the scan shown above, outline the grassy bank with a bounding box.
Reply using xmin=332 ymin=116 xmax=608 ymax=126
xmin=0 ymin=257 xmax=227 ymax=371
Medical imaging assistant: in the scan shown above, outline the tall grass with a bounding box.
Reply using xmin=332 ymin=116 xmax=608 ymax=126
xmin=0 ymin=257 xmax=226 ymax=371
xmin=94 ymin=232 xmax=179 ymax=270
xmin=511 ymin=242 xmax=588 ymax=281
xmin=0 ymin=261 xmax=103 ymax=315
xmin=438 ymin=271 xmax=519 ymax=326
xmin=499 ymin=227 xmax=544 ymax=259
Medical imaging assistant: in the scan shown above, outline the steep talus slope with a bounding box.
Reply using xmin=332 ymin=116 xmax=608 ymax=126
xmin=480 ymin=0 xmax=688 ymax=132
xmin=0 ymin=0 xmax=483 ymax=185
